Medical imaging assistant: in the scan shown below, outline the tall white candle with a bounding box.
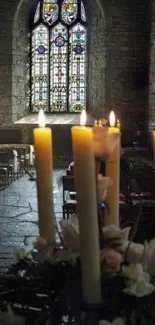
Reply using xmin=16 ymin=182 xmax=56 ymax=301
xmin=30 ymin=145 xmax=34 ymax=166
xmin=13 ymin=149 xmax=18 ymax=173
xmin=71 ymin=110 xmax=101 ymax=304
xmin=105 ymin=111 xmax=120 ymax=226
xmin=33 ymin=110 xmax=55 ymax=242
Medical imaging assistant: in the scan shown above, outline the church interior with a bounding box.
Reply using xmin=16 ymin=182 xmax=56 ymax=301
xmin=0 ymin=0 xmax=155 ymax=323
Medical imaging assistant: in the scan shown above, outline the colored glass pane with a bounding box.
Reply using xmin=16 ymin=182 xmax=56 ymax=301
xmin=34 ymin=2 xmax=40 ymax=23
xmin=31 ymin=24 xmax=49 ymax=112
xmin=61 ymin=0 xmax=78 ymax=25
xmin=31 ymin=0 xmax=87 ymax=112
xmin=81 ymin=1 xmax=86 ymax=22
xmin=43 ymin=0 xmax=58 ymax=25
xmin=69 ymin=24 xmax=86 ymax=112
xmin=50 ymin=24 xmax=68 ymax=112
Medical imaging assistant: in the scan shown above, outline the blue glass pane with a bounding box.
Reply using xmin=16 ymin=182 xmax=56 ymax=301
xmin=31 ymin=24 xmax=49 ymax=112
xmin=69 ymin=24 xmax=86 ymax=112
xmin=50 ymin=24 xmax=68 ymax=112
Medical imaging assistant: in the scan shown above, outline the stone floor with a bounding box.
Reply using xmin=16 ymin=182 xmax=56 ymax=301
xmin=0 ymin=147 xmax=154 ymax=274
xmin=0 ymin=168 xmax=65 ymax=274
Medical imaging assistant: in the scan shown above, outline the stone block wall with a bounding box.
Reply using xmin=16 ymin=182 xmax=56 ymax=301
xmin=0 ymin=0 xmax=152 ymax=165
xmin=87 ymin=0 xmax=106 ymax=119
xmin=148 ymin=0 xmax=155 ymax=150
xmin=12 ymin=0 xmax=30 ymax=123
xmin=103 ymin=0 xmax=149 ymax=133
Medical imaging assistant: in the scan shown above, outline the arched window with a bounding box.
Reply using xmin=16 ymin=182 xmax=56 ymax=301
xmin=31 ymin=0 xmax=87 ymax=112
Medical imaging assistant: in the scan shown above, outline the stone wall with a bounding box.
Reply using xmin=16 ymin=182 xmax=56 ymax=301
xmin=103 ymin=0 xmax=149 ymax=133
xmin=87 ymin=0 xmax=106 ymax=119
xmin=0 ymin=0 xmax=151 ymax=160
xmin=148 ymin=0 xmax=155 ymax=149
xmin=0 ymin=0 xmax=15 ymax=126
xmin=12 ymin=0 xmax=30 ymax=124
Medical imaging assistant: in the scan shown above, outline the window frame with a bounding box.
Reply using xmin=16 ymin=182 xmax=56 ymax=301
xmin=29 ymin=0 xmax=87 ymax=114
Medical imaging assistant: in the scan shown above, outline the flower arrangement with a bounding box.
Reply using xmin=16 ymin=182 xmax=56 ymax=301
xmin=1 ymin=200 xmax=155 ymax=325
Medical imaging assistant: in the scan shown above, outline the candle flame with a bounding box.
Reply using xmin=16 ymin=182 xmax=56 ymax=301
xmin=80 ymin=110 xmax=87 ymax=126
xmin=38 ymin=109 xmax=46 ymax=128
xmin=109 ymin=111 xmax=115 ymax=127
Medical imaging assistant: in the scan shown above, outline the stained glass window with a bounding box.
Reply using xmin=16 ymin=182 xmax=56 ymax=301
xmin=61 ymin=0 xmax=77 ymax=25
xmin=43 ymin=0 xmax=58 ymax=25
xmin=31 ymin=0 xmax=87 ymax=112
xmin=31 ymin=24 xmax=49 ymax=112
xmin=69 ymin=24 xmax=86 ymax=111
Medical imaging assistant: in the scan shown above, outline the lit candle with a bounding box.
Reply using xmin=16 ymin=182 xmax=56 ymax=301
xmin=71 ymin=110 xmax=101 ymax=304
xmin=94 ymin=120 xmax=98 ymax=127
xmin=33 ymin=109 xmax=55 ymax=242
xmin=153 ymin=131 xmax=155 ymax=164
xmin=98 ymin=119 xmax=102 ymax=127
xmin=105 ymin=111 xmax=120 ymax=226
xmin=117 ymin=119 xmax=121 ymax=129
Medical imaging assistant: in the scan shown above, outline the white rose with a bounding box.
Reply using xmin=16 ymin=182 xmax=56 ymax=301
xmin=123 ymin=280 xmax=154 ymax=297
xmin=126 ymin=242 xmax=144 ymax=264
xmin=99 ymin=318 xmax=125 ymax=325
xmin=122 ymin=263 xmax=150 ymax=282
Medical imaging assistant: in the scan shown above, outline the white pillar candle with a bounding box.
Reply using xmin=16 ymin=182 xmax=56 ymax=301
xmin=71 ymin=110 xmax=101 ymax=304
xmin=105 ymin=111 xmax=121 ymax=227
xmin=33 ymin=109 xmax=55 ymax=242
xmin=13 ymin=149 xmax=18 ymax=173
xmin=30 ymin=145 xmax=34 ymax=166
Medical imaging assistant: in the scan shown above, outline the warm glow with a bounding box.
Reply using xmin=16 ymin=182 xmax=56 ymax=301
xmin=109 ymin=111 xmax=115 ymax=127
xmin=80 ymin=110 xmax=87 ymax=126
xmin=38 ymin=109 xmax=46 ymax=128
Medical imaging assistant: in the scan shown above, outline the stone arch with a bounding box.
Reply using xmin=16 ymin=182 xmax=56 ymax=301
xmin=12 ymin=0 xmax=106 ymax=122
xmin=12 ymin=0 xmax=31 ymax=126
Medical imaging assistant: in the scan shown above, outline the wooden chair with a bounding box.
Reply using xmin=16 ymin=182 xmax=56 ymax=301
xmin=62 ymin=175 xmax=77 ymax=219
xmin=0 ymin=150 xmax=12 ymax=183
xmin=0 ymin=167 xmax=8 ymax=187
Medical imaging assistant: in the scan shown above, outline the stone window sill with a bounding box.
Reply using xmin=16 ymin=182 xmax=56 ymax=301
xmin=14 ymin=113 xmax=94 ymax=126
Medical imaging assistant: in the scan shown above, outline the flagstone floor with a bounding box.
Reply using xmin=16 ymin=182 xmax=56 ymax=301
xmin=0 ymin=169 xmax=65 ymax=274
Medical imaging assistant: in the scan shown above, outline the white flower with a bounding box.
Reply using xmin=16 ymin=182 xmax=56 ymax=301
xmin=0 ymin=305 xmax=26 ymax=325
xmin=122 ymin=263 xmax=154 ymax=297
xmin=99 ymin=318 xmax=125 ymax=325
xmin=145 ymin=238 xmax=155 ymax=276
xmin=33 ymin=237 xmax=47 ymax=249
xmin=59 ymin=215 xmax=80 ymax=253
xmin=32 ymin=217 xmax=80 ymax=264
xmin=122 ymin=263 xmax=150 ymax=282
xmin=103 ymin=225 xmax=130 ymax=243
xmin=97 ymin=175 xmax=112 ymax=202
xmin=126 ymin=242 xmax=144 ymax=264
xmin=141 ymin=240 xmax=148 ymax=271
xmin=13 ymin=248 xmax=31 ymax=261
xmin=123 ymin=280 xmax=154 ymax=297
xmin=103 ymin=226 xmax=131 ymax=253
